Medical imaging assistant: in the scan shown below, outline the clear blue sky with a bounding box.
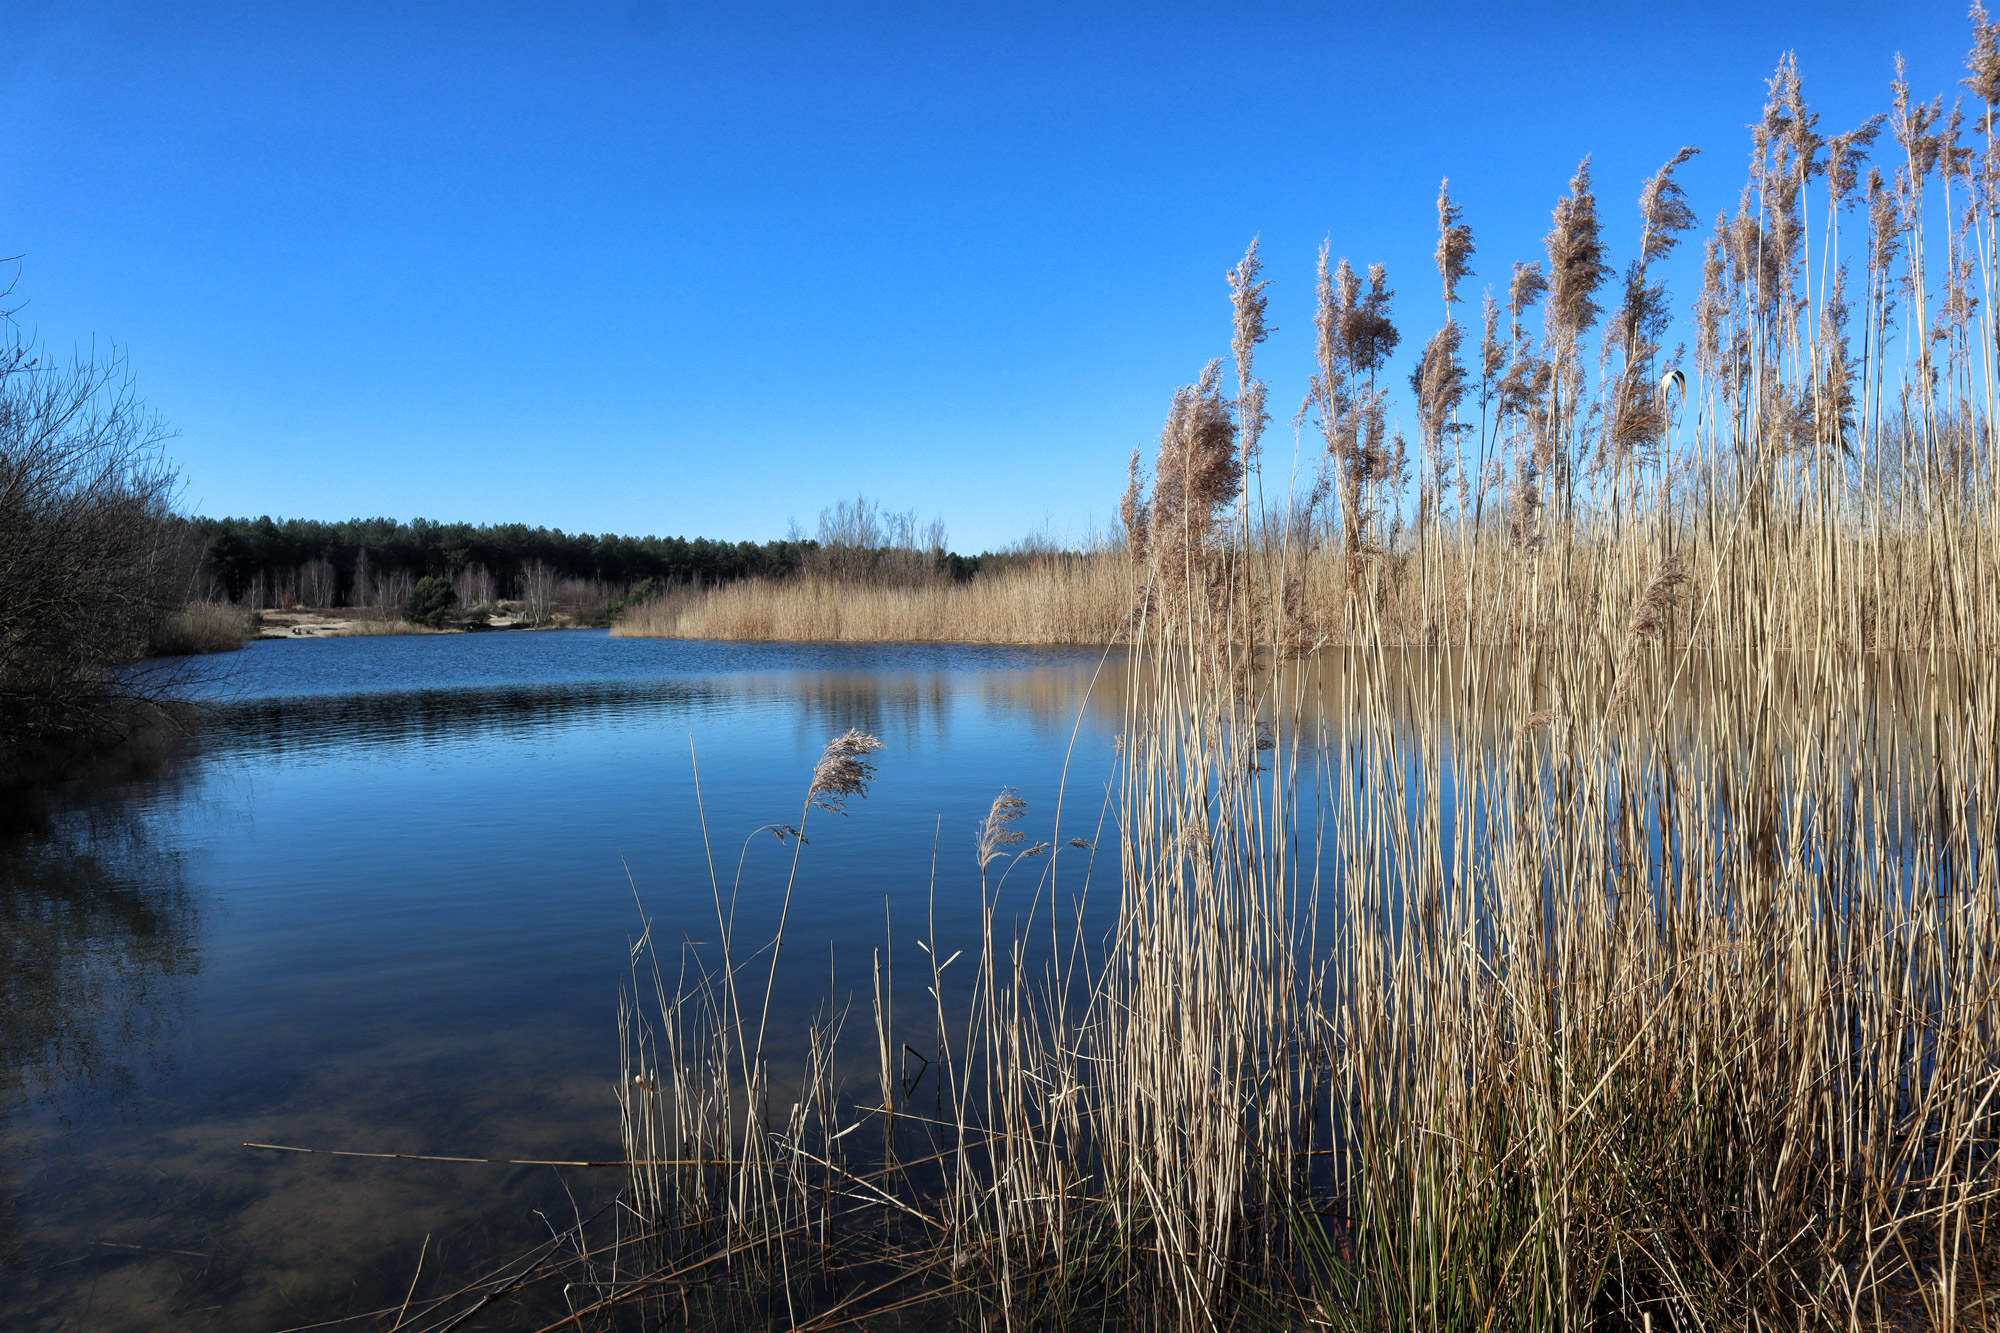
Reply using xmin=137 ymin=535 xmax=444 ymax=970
xmin=0 ymin=1 xmax=1973 ymax=551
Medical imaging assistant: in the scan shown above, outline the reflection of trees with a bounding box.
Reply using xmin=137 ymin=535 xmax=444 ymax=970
xmin=0 ymin=764 xmax=201 ymax=1268
xmin=202 ymin=677 xmax=744 ymax=757
xmin=0 ymin=644 xmax=1127 ymax=1270
xmin=191 ymin=649 xmax=1130 ymax=763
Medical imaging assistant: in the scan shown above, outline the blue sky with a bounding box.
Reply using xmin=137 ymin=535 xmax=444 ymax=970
xmin=0 ymin=1 xmax=1974 ymax=551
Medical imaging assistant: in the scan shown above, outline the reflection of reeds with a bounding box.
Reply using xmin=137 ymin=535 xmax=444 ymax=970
xmin=590 ymin=23 xmax=2000 ymax=1332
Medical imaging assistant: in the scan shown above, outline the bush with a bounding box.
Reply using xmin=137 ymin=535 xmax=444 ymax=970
xmin=146 ymin=603 xmax=251 ymax=657
xmin=1 ymin=322 xmax=191 ymax=746
xmin=400 ymin=576 xmax=457 ymax=628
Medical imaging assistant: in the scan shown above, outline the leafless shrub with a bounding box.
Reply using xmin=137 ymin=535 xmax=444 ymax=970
xmin=807 ymin=494 xmax=949 ymax=586
xmin=0 ymin=317 xmax=191 ymax=745
xmin=144 ymin=602 xmax=250 ymax=657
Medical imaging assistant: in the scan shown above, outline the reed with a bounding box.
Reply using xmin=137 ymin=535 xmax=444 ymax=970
xmin=144 ymin=602 xmax=252 ymax=656
xmin=611 ymin=555 xmax=1134 ymax=646
xmin=590 ymin=22 xmax=2000 ymax=1333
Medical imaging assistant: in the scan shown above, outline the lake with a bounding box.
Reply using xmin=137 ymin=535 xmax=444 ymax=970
xmin=0 ymin=631 xmax=1124 ymax=1331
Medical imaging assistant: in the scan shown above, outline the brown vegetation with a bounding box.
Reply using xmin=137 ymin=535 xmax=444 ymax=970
xmin=0 ymin=308 xmax=195 ymax=748
xmin=611 ymin=555 xmax=1131 ymax=644
xmin=574 ymin=26 xmax=2000 ymax=1333
xmin=613 ymin=490 xmax=1134 ymax=644
xmin=144 ymin=601 xmax=252 ymax=656
xmin=246 ymin=609 xmax=449 ymax=639
xmin=299 ymin=22 xmax=2000 ymax=1332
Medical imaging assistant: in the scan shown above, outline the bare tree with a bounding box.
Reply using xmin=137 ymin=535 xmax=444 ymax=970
xmin=451 ymin=562 xmax=495 ymax=610
xmin=375 ymin=569 xmax=413 ymax=617
xmin=299 ymin=557 xmax=337 ymax=608
xmin=0 ymin=300 xmax=188 ymax=747
xmin=810 ymin=495 xmax=949 ymax=584
xmin=349 ymin=548 xmax=375 ymax=608
xmin=520 ymin=560 xmax=557 ymax=625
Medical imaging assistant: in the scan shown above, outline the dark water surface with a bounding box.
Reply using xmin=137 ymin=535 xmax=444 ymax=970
xmin=1 ymin=632 xmax=1120 ymax=1330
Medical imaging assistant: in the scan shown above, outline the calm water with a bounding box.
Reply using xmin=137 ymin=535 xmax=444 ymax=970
xmin=0 ymin=631 xmax=1121 ymax=1330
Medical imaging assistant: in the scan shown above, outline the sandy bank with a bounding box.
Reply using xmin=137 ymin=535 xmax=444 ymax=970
xmin=252 ymin=610 xmax=530 ymax=639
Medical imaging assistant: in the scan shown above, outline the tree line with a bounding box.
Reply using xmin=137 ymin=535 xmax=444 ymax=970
xmin=189 ymin=515 xmax=818 ymax=605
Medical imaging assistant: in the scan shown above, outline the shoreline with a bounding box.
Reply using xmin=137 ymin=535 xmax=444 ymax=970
xmin=244 ymin=609 xmax=609 ymax=639
xmin=251 ymin=609 xmax=510 ymax=639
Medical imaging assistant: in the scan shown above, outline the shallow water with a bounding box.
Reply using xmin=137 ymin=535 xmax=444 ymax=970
xmin=0 ymin=631 xmax=1121 ymax=1330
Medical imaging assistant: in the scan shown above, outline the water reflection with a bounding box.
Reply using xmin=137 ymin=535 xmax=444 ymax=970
xmin=8 ymin=632 xmax=1990 ymax=1328
xmin=0 ymin=634 xmax=1125 ymax=1330
xmin=189 ymin=647 xmax=1126 ymax=764
xmin=0 ymin=760 xmax=201 ymax=1275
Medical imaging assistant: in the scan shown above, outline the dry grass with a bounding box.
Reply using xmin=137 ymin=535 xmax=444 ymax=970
xmin=612 ymin=555 xmax=1134 ymax=645
xmin=327 ymin=618 xmax=448 ymax=637
xmin=250 ymin=610 xmax=450 ymax=639
xmin=145 ymin=602 xmax=252 ymax=656
xmin=612 ymin=516 xmax=1996 ymax=655
xmin=544 ymin=27 xmax=2000 ymax=1333
xmin=605 ymin=643 xmax=1998 ymax=1332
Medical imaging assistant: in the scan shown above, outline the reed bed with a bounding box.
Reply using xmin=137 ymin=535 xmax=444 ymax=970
xmin=144 ymin=601 xmax=252 ymax=656
xmin=569 ymin=27 xmax=2000 ymax=1333
xmin=600 ymin=650 xmax=1996 ymax=1331
xmin=611 ymin=556 xmax=1133 ymax=646
xmin=613 ymin=518 xmax=1996 ymax=654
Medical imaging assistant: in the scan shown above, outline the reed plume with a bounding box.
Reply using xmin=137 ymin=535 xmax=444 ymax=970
xmin=1415 ymin=179 xmax=1475 ymax=536
xmin=974 ymin=787 xmax=1028 ymax=868
xmin=1119 ymin=445 xmax=1149 ymax=563
xmin=807 ymin=728 xmax=884 ymax=814
xmin=1307 ymin=251 xmax=1400 ymax=580
xmin=1144 ymin=360 xmax=1239 ymax=589
xmin=1541 ymin=158 xmax=1611 ymax=513
xmin=608 ymin=22 xmax=2000 ymax=1332
xmin=1599 ymin=147 xmax=1698 ymax=487
xmin=1227 ymin=238 xmax=1271 ymax=491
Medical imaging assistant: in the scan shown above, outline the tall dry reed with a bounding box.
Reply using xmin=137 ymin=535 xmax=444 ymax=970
xmin=144 ymin=602 xmax=251 ymax=656
xmin=587 ymin=23 xmax=2000 ymax=1333
xmin=612 ymin=556 xmax=1133 ymax=646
